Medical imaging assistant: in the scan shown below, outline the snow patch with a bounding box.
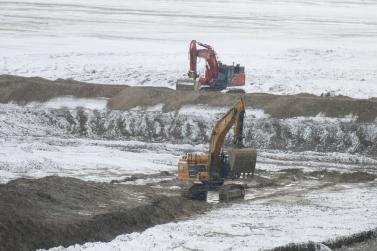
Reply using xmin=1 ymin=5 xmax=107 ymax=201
xmin=25 ymin=96 xmax=108 ymax=110
xmin=300 ymin=112 xmax=358 ymax=123
xmin=179 ymin=105 xmax=270 ymax=119
xmin=130 ymin=104 xmax=164 ymax=112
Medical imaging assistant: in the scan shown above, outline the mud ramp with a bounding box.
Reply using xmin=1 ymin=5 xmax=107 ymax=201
xmin=0 ymin=176 xmax=207 ymax=251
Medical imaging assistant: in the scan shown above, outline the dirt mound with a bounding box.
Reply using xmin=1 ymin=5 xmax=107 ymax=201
xmin=0 ymin=176 xmax=208 ymax=251
xmin=308 ymin=170 xmax=376 ymax=183
xmin=0 ymin=75 xmax=126 ymax=104
xmin=250 ymin=169 xmax=377 ymax=189
xmin=268 ymin=228 xmax=377 ymax=251
xmin=109 ymin=88 xmax=377 ymax=122
xmin=1 ymin=75 xmax=377 ymax=122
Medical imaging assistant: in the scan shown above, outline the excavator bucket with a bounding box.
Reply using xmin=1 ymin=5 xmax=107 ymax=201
xmin=228 ymin=148 xmax=257 ymax=178
xmin=176 ymin=79 xmax=197 ymax=91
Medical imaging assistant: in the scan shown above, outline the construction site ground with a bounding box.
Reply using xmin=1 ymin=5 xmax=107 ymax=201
xmin=0 ymin=75 xmax=376 ymax=251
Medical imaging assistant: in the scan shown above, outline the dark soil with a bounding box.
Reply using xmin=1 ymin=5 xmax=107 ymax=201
xmin=267 ymin=228 xmax=377 ymax=251
xmin=250 ymin=169 xmax=377 ymax=189
xmin=0 ymin=169 xmax=374 ymax=251
xmin=1 ymin=75 xmax=377 ymax=122
xmin=0 ymin=75 xmax=125 ymax=104
xmin=0 ymin=176 xmax=208 ymax=251
xmin=110 ymin=88 xmax=377 ymax=122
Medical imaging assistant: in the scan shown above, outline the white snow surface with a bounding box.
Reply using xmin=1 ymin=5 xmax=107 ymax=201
xmin=179 ymin=105 xmax=271 ymax=119
xmin=0 ymin=137 xmax=188 ymax=183
xmin=1 ymin=0 xmax=377 ymax=98
xmin=1 ymin=133 xmax=376 ymax=184
xmin=1 ymin=102 xmax=377 ymax=184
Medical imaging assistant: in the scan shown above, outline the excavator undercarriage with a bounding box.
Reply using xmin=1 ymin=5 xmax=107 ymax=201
xmin=219 ymin=184 xmax=246 ymax=201
xmin=183 ymin=183 xmax=246 ymax=202
xmin=179 ymin=149 xmax=256 ymax=201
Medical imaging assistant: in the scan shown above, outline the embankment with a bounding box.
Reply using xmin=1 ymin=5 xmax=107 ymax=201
xmin=0 ymin=176 xmax=208 ymax=251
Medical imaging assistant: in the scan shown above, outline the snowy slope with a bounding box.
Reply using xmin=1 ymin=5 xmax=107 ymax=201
xmin=1 ymin=103 xmax=377 ymax=156
xmin=1 ymin=0 xmax=377 ymax=98
xmin=1 ymin=103 xmax=377 ymax=184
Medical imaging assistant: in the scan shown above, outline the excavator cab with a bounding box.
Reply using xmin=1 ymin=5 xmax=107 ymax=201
xmin=216 ymin=63 xmax=245 ymax=89
xmin=219 ymin=152 xmax=230 ymax=178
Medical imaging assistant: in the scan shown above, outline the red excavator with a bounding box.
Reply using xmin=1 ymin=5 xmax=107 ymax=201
xmin=176 ymin=40 xmax=246 ymax=91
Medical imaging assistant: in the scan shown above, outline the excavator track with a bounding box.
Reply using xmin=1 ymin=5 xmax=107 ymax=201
xmin=219 ymin=184 xmax=245 ymax=201
xmin=182 ymin=183 xmax=208 ymax=201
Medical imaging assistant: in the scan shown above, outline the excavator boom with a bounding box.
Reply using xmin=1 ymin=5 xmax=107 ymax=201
xmin=208 ymin=98 xmax=245 ymax=180
xmin=189 ymin=40 xmax=219 ymax=85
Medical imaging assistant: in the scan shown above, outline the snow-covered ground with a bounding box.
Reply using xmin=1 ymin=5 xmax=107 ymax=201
xmin=0 ymin=137 xmax=182 ymax=183
xmin=45 ymin=181 xmax=377 ymax=251
xmin=0 ymin=101 xmax=376 ymax=250
xmin=1 ymin=0 xmax=377 ymax=98
xmin=1 ymin=101 xmax=377 ymax=184
xmin=2 ymin=136 xmax=377 ymax=184
xmin=1 ymin=1 xmax=377 ymax=247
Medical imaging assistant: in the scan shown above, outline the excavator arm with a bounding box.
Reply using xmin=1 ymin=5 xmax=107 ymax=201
xmin=189 ymin=40 xmax=219 ymax=85
xmin=207 ymin=97 xmax=245 ymax=180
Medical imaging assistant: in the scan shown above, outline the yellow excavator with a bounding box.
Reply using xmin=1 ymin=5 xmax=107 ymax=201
xmin=178 ymin=97 xmax=257 ymax=201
